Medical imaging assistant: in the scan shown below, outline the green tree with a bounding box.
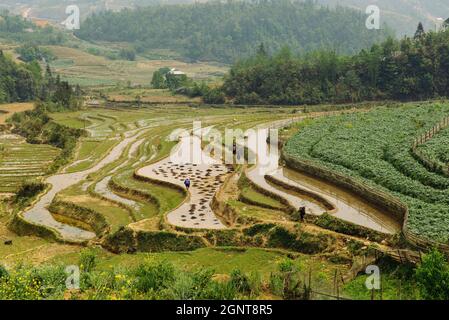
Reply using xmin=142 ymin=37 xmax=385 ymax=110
xmin=414 ymin=22 xmax=425 ymax=40
xmin=415 ymin=249 xmax=449 ymax=300
xmin=444 ymin=18 xmax=449 ymax=30
xmin=203 ymin=87 xmax=225 ymax=104
xmin=75 ymin=1 xmax=391 ymax=63
xmin=151 ymin=70 xmax=166 ymax=89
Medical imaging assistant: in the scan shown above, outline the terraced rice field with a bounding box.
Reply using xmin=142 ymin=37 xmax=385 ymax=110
xmin=0 ymin=134 xmax=60 ymax=193
xmin=10 ymin=101 xmax=408 ymax=253
xmin=0 ymin=100 xmax=430 ymax=300
xmin=17 ymin=105 xmax=303 ymax=240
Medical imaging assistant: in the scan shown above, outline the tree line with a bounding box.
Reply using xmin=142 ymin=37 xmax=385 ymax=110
xmin=0 ymin=50 xmax=39 ymax=103
xmin=3 ymin=53 xmax=84 ymax=173
xmin=222 ymin=24 xmax=449 ymax=105
xmin=75 ymin=0 xmax=390 ymax=63
xmin=151 ymin=67 xmax=225 ymax=104
xmin=0 ymin=10 xmax=66 ymax=46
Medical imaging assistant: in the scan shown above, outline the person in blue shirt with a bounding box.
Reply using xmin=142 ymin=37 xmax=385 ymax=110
xmin=184 ymin=178 xmax=191 ymax=189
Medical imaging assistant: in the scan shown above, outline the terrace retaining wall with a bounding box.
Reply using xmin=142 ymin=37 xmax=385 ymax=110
xmin=411 ymin=116 xmax=449 ymax=177
xmin=282 ymin=149 xmax=449 ymax=253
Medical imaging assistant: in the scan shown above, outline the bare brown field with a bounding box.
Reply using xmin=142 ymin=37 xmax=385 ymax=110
xmin=0 ymin=103 xmax=34 ymax=124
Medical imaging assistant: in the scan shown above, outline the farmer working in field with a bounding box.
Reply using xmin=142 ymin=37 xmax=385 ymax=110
xmin=184 ymin=178 xmax=191 ymax=189
xmin=299 ymin=206 xmax=306 ymax=221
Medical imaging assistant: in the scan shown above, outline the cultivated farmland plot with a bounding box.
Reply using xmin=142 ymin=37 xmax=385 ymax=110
xmin=9 ymin=103 xmax=402 ymax=247
xmin=285 ymin=102 xmax=449 ymax=243
xmin=0 ymin=102 xmax=437 ymax=300
xmin=0 ymin=134 xmax=60 ymax=193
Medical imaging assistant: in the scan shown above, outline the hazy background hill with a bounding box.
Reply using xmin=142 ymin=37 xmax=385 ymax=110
xmin=0 ymin=0 xmax=449 ymax=35
xmin=74 ymin=0 xmax=390 ymax=63
xmin=0 ymin=0 xmax=204 ymax=22
xmin=317 ymin=0 xmax=449 ymax=35
xmin=2 ymin=0 xmax=448 ymax=36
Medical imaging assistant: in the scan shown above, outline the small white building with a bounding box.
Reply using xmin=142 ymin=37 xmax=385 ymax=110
xmin=167 ymin=68 xmax=186 ymax=76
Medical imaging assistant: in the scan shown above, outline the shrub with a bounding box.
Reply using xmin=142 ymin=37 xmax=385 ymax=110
xmin=133 ymin=260 xmax=176 ymax=293
xmin=229 ymin=269 xmax=251 ymax=295
xmin=0 ymin=266 xmax=42 ymax=300
xmin=0 ymin=265 xmax=8 ymax=279
xmin=415 ymin=248 xmax=449 ymax=300
xmin=14 ymin=181 xmax=46 ymax=206
xmin=79 ymin=249 xmax=97 ymax=273
xmin=30 ymin=265 xmax=67 ymax=299
xmin=269 ymin=259 xmax=308 ymax=300
xmin=200 ymin=280 xmax=237 ymax=300
xmin=203 ymin=88 xmax=225 ymax=104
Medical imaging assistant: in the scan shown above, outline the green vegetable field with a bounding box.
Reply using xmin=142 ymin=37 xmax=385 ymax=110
xmin=417 ymin=127 xmax=449 ymax=171
xmin=284 ymin=102 xmax=449 ymax=243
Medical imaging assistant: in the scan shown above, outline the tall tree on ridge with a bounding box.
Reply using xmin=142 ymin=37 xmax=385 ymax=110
xmin=414 ymin=22 xmax=425 ymax=40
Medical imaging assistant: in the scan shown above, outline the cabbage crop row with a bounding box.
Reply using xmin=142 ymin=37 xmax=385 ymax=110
xmin=285 ymin=102 xmax=449 ymax=243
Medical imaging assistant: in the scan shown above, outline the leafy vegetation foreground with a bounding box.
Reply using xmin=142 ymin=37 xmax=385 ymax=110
xmin=285 ymin=102 xmax=449 ymax=243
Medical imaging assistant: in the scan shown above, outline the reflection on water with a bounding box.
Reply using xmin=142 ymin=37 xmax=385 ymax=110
xmin=281 ymin=167 xmax=401 ymax=234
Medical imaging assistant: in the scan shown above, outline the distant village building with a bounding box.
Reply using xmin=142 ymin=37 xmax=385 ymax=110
xmin=165 ymin=68 xmax=188 ymax=91
xmin=85 ymin=99 xmax=100 ymax=107
xmin=167 ymin=68 xmax=186 ymax=77
xmin=436 ymin=17 xmax=449 ymax=32
xmin=444 ymin=18 xmax=449 ymax=30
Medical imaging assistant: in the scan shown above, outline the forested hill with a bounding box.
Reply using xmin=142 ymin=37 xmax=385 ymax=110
xmin=222 ymin=27 xmax=449 ymax=105
xmin=75 ymin=0 xmax=391 ymax=63
xmin=317 ymin=0 xmax=449 ymax=36
xmin=0 ymin=51 xmax=38 ymax=103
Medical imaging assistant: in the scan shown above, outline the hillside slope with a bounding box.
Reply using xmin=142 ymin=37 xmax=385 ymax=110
xmin=318 ymin=0 xmax=449 ymax=35
xmin=74 ymin=0 xmax=390 ymax=63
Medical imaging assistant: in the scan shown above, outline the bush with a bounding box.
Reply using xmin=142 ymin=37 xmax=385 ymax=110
xmin=163 ymin=268 xmax=214 ymax=300
xmin=15 ymin=45 xmax=55 ymax=62
xmin=200 ymin=280 xmax=237 ymax=300
xmin=203 ymin=87 xmax=225 ymax=104
xmin=133 ymin=260 xmax=176 ymax=293
xmin=0 ymin=265 xmax=8 ymax=279
xmin=79 ymin=249 xmax=97 ymax=273
xmin=229 ymin=269 xmax=251 ymax=295
xmin=119 ymin=48 xmax=136 ymax=61
xmin=415 ymin=248 xmax=449 ymax=300
xmin=14 ymin=181 xmax=46 ymax=206
xmin=30 ymin=265 xmax=67 ymax=299
xmin=269 ymin=259 xmax=309 ymax=300
xmin=268 ymin=226 xmax=327 ymax=254
xmin=0 ymin=266 xmax=43 ymax=299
